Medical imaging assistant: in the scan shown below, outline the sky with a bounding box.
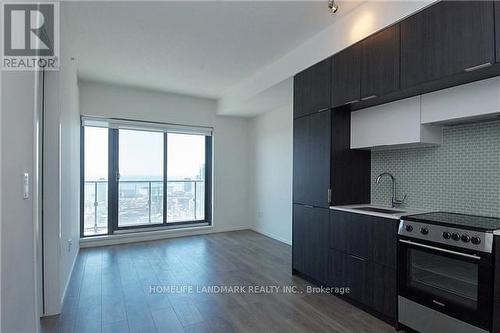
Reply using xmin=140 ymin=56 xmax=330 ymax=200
xmin=84 ymin=127 xmax=205 ymax=181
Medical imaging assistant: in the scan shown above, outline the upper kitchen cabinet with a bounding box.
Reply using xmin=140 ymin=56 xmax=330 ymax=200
xmin=293 ymin=57 xmax=331 ymax=118
xmin=332 ymin=44 xmax=361 ymax=107
xmin=401 ymin=1 xmax=495 ymax=89
xmin=293 ymin=111 xmax=331 ymax=208
xmin=361 ymin=25 xmax=400 ymax=100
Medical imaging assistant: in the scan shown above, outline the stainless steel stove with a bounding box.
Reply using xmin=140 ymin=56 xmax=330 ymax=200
xmin=397 ymin=212 xmax=500 ymax=333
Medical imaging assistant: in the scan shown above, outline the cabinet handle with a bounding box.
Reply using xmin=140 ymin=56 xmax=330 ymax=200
xmin=464 ymin=62 xmax=492 ymax=72
xmin=350 ymin=255 xmax=366 ymax=262
xmin=361 ymin=95 xmax=377 ymax=101
xmin=344 ymin=99 xmax=359 ymax=105
xmin=327 ymin=189 xmax=332 ymax=205
xmin=317 ymin=107 xmax=330 ymax=113
xmin=303 ymin=204 xmax=314 ymax=209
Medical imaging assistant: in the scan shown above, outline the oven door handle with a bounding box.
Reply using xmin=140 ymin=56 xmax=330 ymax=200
xmin=399 ymin=239 xmax=481 ymax=260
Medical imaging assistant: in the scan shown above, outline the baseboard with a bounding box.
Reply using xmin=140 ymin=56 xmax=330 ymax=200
xmin=251 ymin=227 xmax=292 ymax=245
xmin=80 ymin=225 xmax=251 ymax=248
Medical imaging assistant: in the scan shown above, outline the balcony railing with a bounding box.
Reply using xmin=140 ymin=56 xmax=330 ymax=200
xmin=83 ymin=180 xmax=205 ymax=236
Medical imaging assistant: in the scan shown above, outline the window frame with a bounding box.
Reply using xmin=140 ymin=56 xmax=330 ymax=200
xmin=80 ymin=121 xmax=213 ymax=238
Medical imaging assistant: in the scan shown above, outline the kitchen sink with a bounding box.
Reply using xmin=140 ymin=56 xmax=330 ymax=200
xmin=353 ymin=206 xmax=406 ymax=214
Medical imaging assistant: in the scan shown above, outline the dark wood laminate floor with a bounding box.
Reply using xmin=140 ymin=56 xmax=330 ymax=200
xmin=41 ymin=230 xmax=396 ymax=333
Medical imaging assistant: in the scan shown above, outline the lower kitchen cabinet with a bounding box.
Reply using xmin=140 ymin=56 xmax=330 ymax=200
xmin=292 ymin=204 xmax=329 ymax=284
xmin=372 ymin=263 xmax=397 ymax=322
xmin=347 ymin=254 xmax=373 ymax=306
xmin=328 ymin=209 xmax=398 ymax=324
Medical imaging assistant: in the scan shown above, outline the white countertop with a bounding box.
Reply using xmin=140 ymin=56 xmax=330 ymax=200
xmin=329 ymin=204 xmax=430 ymax=220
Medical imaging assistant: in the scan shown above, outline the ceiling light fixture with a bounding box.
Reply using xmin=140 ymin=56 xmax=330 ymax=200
xmin=328 ymin=0 xmax=339 ymax=14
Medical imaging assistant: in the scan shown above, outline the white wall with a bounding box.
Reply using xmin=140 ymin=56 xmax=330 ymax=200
xmin=78 ymin=80 xmax=251 ymax=234
xmin=41 ymin=12 xmax=81 ymax=315
xmin=1 ymin=71 xmax=39 ymax=333
xmin=249 ymin=105 xmax=293 ymax=245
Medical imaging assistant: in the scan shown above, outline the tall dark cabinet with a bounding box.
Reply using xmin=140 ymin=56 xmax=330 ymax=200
xmin=293 ymin=58 xmax=331 ymax=118
xmin=401 ymin=1 xmax=495 ymax=89
xmin=293 ymin=111 xmax=331 ymax=208
xmin=292 ymin=205 xmax=329 ymax=283
xmin=331 ymin=45 xmax=361 ymax=107
xmin=292 ymin=57 xmax=371 ymax=283
xmin=360 ymin=25 xmax=400 ymax=99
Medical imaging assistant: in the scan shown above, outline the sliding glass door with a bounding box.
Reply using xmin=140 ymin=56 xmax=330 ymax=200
xmin=118 ymin=129 xmax=164 ymax=227
xmin=167 ymin=133 xmax=206 ymax=222
xmin=81 ymin=120 xmax=212 ymax=237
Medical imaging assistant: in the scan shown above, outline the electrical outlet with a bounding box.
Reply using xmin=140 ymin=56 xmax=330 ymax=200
xmin=67 ymin=239 xmax=73 ymax=252
xmin=257 ymin=211 xmax=263 ymax=219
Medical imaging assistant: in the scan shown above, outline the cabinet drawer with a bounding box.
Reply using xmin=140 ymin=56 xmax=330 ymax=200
xmin=346 ymin=254 xmax=372 ymax=307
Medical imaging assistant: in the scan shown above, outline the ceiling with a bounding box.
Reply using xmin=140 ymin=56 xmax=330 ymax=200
xmin=63 ymin=1 xmax=362 ymax=102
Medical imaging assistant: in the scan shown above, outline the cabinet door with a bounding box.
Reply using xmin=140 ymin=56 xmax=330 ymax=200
xmin=292 ymin=204 xmax=309 ymax=273
xmin=372 ymin=263 xmax=397 ymax=322
xmin=401 ymin=1 xmax=495 ymax=88
xmin=294 ymin=58 xmax=331 ymax=118
xmin=293 ymin=205 xmax=329 ymax=284
xmin=327 ymin=249 xmax=347 ymax=287
xmin=329 ymin=210 xmax=350 ymax=253
xmin=306 ymin=207 xmax=330 ymax=283
xmin=331 ymin=44 xmax=361 ymax=107
xmin=361 ymin=25 xmax=400 ymax=99
xmin=348 ymin=214 xmax=371 ymax=260
xmin=346 ymin=255 xmax=372 ymax=307
xmin=370 ymin=217 xmax=398 ymax=268
xmin=292 ymin=111 xmax=331 ymax=207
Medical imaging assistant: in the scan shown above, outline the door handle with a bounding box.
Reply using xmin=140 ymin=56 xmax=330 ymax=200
xmin=399 ymin=239 xmax=481 ymax=260
xmin=344 ymin=99 xmax=359 ymax=105
xmin=464 ymin=62 xmax=492 ymax=72
xmin=361 ymin=95 xmax=377 ymax=101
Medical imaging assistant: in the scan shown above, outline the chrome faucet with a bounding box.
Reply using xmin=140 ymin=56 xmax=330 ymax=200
xmin=376 ymin=172 xmax=407 ymax=208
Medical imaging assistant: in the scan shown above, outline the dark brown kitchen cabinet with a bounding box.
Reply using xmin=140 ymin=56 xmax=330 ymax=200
xmin=327 ymin=249 xmax=346 ymax=287
xmin=347 ymin=254 xmax=373 ymax=307
xmin=372 ymin=263 xmax=397 ymax=322
xmin=331 ymin=44 xmax=361 ymax=107
xmin=370 ymin=216 xmax=398 ymax=268
xmin=292 ymin=204 xmax=329 ymax=283
xmin=293 ymin=57 xmax=331 ymax=118
xmin=329 ymin=210 xmax=398 ymax=323
xmin=292 ymin=111 xmax=331 ymax=208
xmin=361 ymin=25 xmax=400 ymax=99
xmin=401 ymin=1 xmax=495 ymax=89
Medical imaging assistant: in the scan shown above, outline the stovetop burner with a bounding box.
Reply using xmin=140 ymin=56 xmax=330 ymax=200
xmin=403 ymin=211 xmax=500 ymax=232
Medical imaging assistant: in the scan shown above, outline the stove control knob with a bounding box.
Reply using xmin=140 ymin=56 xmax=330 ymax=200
xmin=405 ymin=225 xmax=413 ymax=232
xmin=451 ymin=233 xmax=460 ymax=241
xmin=461 ymin=234 xmax=470 ymax=243
xmin=471 ymin=236 xmax=481 ymax=245
xmin=442 ymin=231 xmax=451 ymax=239
xmin=420 ymin=227 xmax=429 ymax=235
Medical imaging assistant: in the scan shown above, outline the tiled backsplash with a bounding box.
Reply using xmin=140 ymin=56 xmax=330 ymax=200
xmin=371 ymin=120 xmax=500 ymax=217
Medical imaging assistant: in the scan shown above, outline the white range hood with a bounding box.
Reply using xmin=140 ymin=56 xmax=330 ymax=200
xmin=351 ymin=96 xmax=441 ymax=150
xmin=350 ymin=76 xmax=500 ymax=150
xmin=421 ymin=76 xmax=500 ymax=124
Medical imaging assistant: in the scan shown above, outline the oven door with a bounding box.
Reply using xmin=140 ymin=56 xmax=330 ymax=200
xmin=398 ymin=237 xmax=492 ymax=330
